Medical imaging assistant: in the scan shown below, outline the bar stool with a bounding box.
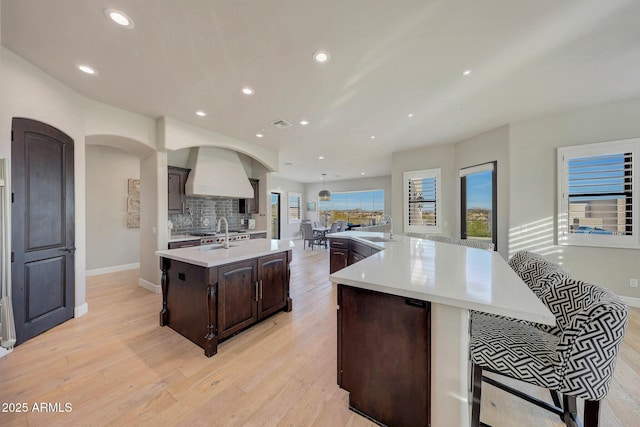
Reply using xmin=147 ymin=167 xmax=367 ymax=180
xmin=470 ymin=279 xmax=629 ymax=427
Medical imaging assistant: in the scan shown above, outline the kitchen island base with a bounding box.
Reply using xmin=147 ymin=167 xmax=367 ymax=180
xmin=338 ymin=284 xmax=431 ymax=427
xmin=159 ymin=250 xmax=292 ymax=357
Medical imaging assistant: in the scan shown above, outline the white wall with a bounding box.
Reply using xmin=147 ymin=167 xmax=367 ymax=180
xmin=392 ymin=144 xmax=456 ymax=237
xmin=510 ymin=97 xmax=640 ymax=298
xmin=455 ymin=125 xmax=510 ymax=258
xmin=271 ymin=175 xmax=305 ymax=240
xmin=1 ymin=47 xmax=88 ymax=312
xmin=85 ymin=145 xmax=140 ymax=272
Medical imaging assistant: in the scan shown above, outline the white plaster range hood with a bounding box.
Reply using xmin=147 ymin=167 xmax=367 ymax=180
xmin=185 ymin=147 xmax=254 ymax=198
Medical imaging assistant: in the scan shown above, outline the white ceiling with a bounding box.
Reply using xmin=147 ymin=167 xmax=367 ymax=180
xmin=3 ymin=0 xmax=640 ymax=183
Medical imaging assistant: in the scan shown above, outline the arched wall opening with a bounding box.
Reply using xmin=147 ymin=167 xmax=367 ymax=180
xmin=85 ymin=135 xmax=157 ymax=279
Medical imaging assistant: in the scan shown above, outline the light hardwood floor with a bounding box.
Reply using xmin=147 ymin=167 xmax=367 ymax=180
xmin=0 ymin=242 xmax=638 ymax=426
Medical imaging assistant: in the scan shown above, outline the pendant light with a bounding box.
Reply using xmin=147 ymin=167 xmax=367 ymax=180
xmin=318 ymin=173 xmax=331 ymax=201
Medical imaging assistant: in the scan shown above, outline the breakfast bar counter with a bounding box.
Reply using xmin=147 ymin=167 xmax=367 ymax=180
xmin=328 ymin=232 xmax=554 ymax=427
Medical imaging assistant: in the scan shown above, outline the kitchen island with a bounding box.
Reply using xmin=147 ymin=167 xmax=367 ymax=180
xmin=328 ymin=231 xmax=555 ymax=427
xmin=156 ymin=239 xmax=294 ymax=357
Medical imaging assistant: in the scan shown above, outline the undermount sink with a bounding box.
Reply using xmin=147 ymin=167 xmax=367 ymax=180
xmin=360 ymin=236 xmax=394 ymax=243
xmin=199 ymin=244 xmax=237 ymax=251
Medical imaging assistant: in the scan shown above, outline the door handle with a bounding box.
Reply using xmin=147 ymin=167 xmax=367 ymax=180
xmin=259 ymin=279 xmax=263 ymax=300
xmin=255 ymin=281 xmax=259 ymax=302
xmin=59 ymin=246 xmax=76 ymax=254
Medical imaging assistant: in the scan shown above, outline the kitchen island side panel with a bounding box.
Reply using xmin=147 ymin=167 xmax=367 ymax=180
xmin=164 ymin=259 xmax=217 ymax=350
xmin=338 ymin=284 xmax=430 ymax=427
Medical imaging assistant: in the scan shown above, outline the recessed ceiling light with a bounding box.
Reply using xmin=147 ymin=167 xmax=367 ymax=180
xmin=370 ymin=136 xmax=376 ymax=140
xmin=241 ymin=87 xmax=254 ymax=95
xmin=195 ymin=111 xmax=206 ymax=117
xmin=299 ymin=120 xmax=309 ymax=126
xmin=462 ymin=69 xmax=472 ymax=76
xmin=361 ymin=172 xmax=366 ymax=175
xmin=76 ymin=64 xmax=97 ymax=75
xmin=313 ymin=50 xmax=330 ymax=64
xmin=105 ymin=9 xmax=135 ymax=28
xmin=318 ymin=156 xmax=325 ymax=160
xmin=408 ymin=113 xmax=414 ymax=118
xmin=256 ymin=133 xmax=264 ymax=138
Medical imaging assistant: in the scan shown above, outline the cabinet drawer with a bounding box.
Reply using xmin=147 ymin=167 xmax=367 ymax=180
xmin=330 ymin=238 xmax=350 ymax=249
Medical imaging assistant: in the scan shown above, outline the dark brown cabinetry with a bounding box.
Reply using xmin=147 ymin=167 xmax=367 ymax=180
xmin=329 ymin=238 xmax=349 ymax=274
xmin=218 ymin=260 xmax=259 ymax=339
xmin=239 ymin=178 xmax=259 ymax=214
xmin=159 ymin=250 xmax=292 ymax=357
xmin=168 ymin=166 xmax=190 ymax=214
xmin=338 ymin=284 xmax=431 ymax=427
xmin=329 ymin=238 xmax=381 ymax=273
xmin=249 ymin=232 xmax=267 ymax=239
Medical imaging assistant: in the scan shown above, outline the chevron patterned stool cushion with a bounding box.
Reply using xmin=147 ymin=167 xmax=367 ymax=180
xmin=470 ymin=279 xmax=629 ymax=427
xmin=470 ymin=314 xmax=560 ymax=389
xmin=508 ymin=250 xmax=544 ymax=273
xmin=518 ymin=258 xmax=572 ymax=297
xmin=454 ymin=238 xmax=495 ymax=251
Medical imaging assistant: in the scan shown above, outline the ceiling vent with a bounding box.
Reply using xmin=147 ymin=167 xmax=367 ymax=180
xmin=270 ymin=119 xmax=292 ymax=129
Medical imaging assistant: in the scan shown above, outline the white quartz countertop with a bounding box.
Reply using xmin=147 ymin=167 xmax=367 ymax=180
xmin=156 ymin=239 xmax=295 ymax=268
xmin=328 ymin=231 xmax=555 ymax=326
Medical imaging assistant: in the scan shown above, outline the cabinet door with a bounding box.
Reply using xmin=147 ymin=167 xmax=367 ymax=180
xmin=168 ymin=166 xmax=190 ymax=214
xmin=330 ymin=249 xmax=349 ymax=274
xmin=217 ymin=259 xmax=258 ymax=339
xmin=257 ymin=253 xmax=287 ymax=318
xmin=239 ymin=178 xmax=260 ymax=214
xmin=338 ymin=285 xmax=430 ymax=427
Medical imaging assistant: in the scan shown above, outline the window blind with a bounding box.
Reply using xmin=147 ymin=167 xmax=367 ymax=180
xmin=566 ymin=152 xmax=632 ymax=236
xmin=404 ymin=168 xmax=441 ymax=233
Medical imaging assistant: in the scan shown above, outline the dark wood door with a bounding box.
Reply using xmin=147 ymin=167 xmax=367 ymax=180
xmin=257 ymin=253 xmax=287 ymax=319
xmin=338 ymin=285 xmax=431 ymax=427
xmin=11 ymin=118 xmax=75 ymax=345
xmin=217 ymin=259 xmax=257 ymax=339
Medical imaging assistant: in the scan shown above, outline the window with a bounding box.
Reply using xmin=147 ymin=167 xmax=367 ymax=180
xmin=318 ymin=189 xmax=384 ymax=226
xmin=404 ymin=168 xmax=441 ymax=234
xmin=558 ymin=138 xmax=638 ymax=248
xmin=460 ymin=162 xmax=497 ymax=248
xmin=288 ymin=192 xmax=301 ymax=224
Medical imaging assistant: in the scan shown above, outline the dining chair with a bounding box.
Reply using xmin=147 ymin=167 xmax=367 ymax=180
xmin=300 ymin=222 xmax=324 ymax=250
xmin=329 ymin=222 xmax=340 ymax=233
xmin=470 ymin=279 xmax=629 ymax=427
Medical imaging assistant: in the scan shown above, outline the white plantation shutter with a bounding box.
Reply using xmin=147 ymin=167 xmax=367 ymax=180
xmin=558 ymin=138 xmax=639 ymax=248
xmin=404 ymin=169 xmax=441 ymax=233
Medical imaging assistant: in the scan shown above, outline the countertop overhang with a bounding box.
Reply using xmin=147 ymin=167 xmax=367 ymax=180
xmin=156 ymin=238 xmax=294 ymax=267
xmin=327 ymin=231 xmax=555 ymax=326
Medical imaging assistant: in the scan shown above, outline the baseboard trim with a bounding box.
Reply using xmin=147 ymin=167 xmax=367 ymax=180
xmin=619 ymin=295 xmax=640 ymax=308
xmin=0 ymin=346 xmax=13 ymax=358
xmin=138 ymin=278 xmax=161 ymax=294
xmin=86 ymin=263 xmax=140 ymax=277
xmin=74 ymin=302 xmax=88 ymax=318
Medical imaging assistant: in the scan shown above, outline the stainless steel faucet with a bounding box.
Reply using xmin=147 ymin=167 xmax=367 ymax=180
xmin=217 ymin=217 xmax=229 ymax=249
xmin=380 ymin=214 xmax=393 ymax=239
